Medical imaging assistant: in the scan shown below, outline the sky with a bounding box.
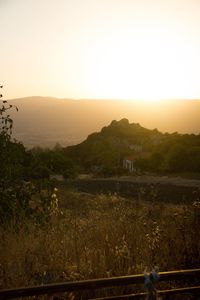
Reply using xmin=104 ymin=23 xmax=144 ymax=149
xmin=1 ymin=0 xmax=200 ymax=100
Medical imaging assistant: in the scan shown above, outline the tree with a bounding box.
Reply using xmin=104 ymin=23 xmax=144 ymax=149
xmin=0 ymin=88 xmax=26 ymax=220
xmin=0 ymin=87 xmax=60 ymax=223
xmin=149 ymin=152 xmax=164 ymax=173
xmin=165 ymin=144 xmax=189 ymax=173
xmin=0 ymin=91 xmax=25 ymax=181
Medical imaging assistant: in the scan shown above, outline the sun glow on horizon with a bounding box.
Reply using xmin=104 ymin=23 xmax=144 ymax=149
xmin=52 ymin=16 xmax=200 ymax=102
xmin=1 ymin=0 xmax=200 ymax=101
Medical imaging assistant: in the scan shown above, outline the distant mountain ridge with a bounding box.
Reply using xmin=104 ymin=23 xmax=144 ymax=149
xmin=2 ymin=96 xmax=200 ymax=148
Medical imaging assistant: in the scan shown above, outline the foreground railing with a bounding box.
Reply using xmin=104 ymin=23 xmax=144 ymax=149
xmin=0 ymin=269 xmax=200 ymax=299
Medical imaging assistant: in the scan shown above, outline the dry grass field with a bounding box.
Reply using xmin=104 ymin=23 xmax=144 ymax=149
xmin=0 ymin=188 xmax=200 ymax=295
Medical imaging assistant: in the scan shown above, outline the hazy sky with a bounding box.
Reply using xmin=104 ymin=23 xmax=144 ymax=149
xmin=1 ymin=0 xmax=200 ymax=100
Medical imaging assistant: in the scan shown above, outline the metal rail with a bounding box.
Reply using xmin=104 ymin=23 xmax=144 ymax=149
xmin=0 ymin=269 xmax=200 ymax=299
xmin=90 ymin=286 xmax=200 ymax=299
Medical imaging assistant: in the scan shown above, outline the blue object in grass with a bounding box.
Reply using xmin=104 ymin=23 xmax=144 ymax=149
xmin=144 ymin=266 xmax=159 ymax=290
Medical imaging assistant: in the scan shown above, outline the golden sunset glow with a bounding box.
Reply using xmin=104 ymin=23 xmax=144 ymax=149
xmin=79 ymin=28 xmax=199 ymax=101
xmin=1 ymin=0 xmax=200 ymax=101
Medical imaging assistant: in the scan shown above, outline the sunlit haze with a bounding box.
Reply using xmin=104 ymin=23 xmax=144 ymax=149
xmin=1 ymin=0 xmax=200 ymax=101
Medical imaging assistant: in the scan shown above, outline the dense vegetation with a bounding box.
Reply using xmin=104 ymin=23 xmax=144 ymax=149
xmin=65 ymin=118 xmax=200 ymax=176
xmin=0 ymin=95 xmax=60 ymax=223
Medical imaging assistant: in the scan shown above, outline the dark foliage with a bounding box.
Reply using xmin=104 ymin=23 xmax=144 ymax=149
xmin=64 ymin=118 xmax=200 ymax=175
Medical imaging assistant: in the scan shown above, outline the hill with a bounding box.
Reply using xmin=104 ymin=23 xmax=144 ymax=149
xmin=3 ymin=96 xmax=200 ymax=148
xmin=65 ymin=118 xmax=157 ymax=167
xmin=65 ymin=118 xmax=200 ymax=174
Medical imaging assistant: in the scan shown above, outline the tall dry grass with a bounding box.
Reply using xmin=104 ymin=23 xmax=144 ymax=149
xmin=0 ymin=188 xmax=200 ymax=291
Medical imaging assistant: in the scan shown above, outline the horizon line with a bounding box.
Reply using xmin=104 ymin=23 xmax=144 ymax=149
xmin=3 ymin=95 xmax=200 ymax=102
